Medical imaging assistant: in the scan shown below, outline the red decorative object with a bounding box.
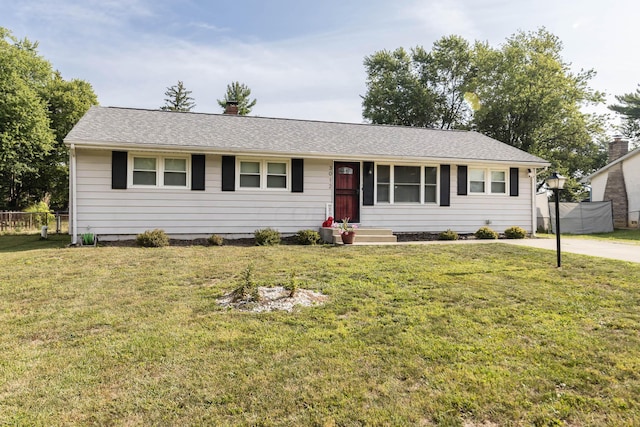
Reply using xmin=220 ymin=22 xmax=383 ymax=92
xmin=322 ymin=216 xmax=334 ymax=227
xmin=341 ymin=231 xmax=356 ymax=244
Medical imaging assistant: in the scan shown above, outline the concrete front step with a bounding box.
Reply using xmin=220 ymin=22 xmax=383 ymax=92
xmin=319 ymin=227 xmax=397 ymax=244
xmin=343 ymin=234 xmax=398 ymax=243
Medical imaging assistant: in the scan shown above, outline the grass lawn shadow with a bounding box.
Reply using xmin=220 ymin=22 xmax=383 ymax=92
xmin=0 ymin=234 xmax=70 ymax=252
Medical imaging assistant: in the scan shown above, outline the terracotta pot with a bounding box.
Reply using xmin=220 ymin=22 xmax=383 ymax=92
xmin=341 ymin=231 xmax=356 ymax=244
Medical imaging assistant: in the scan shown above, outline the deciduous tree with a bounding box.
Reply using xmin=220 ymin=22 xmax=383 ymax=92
xmin=361 ymin=28 xmax=608 ymax=201
xmin=0 ymin=27 xmax=97 ymax=210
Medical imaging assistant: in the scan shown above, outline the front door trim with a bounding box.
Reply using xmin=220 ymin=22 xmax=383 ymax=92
xmin=333 ymin=161 xmax=360 ymax=223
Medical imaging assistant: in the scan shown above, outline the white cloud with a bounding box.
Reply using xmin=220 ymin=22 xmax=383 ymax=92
xmin=5 ymin=0 xmax=640 ymax=127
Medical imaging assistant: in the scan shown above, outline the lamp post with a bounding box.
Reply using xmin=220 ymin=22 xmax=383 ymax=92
xmin=546 ymin=172 xmax=566 ymax=268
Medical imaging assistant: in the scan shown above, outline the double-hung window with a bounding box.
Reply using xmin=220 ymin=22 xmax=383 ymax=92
xmin=469 ymin=169 xmax=486 ymax=193
xmin=376 ymin=164 xmax=438 ymax=204
xmin=133 ymin=157 xmax=157 ymax=186
xmin=377 ymin=165 xmax=391 ymax=203
xmin=394 ymin=166 xmax=420 ymax=203
xmin=424 ymin=166 xmax=437 ymax=203
xmin=239 ymin=159 xmax=288 ymax=190
xmin=164 ymin=158 xmax=187 ymax=186
xmin=491 ymin=171 xmax=506 ymax=193
xmin=239 ymin=161 xmax=261 ymax=188
xmin=469 ymin=168 xmax=507 ymax=194
xmin=131 ymin=155 xmax=189 ymax=188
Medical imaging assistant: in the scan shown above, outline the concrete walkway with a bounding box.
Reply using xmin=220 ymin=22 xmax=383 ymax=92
xmin=499 ymin=236 xmax=640 ymax=264
xmin=360 ymin=236 xmax=640 ymax=263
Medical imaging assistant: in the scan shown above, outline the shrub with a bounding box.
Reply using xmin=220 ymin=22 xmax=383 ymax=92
xmin=438 ymin=229 xmax=459 ymax=241
xmin=24 ymin=200 xmax=53 ymax=227
xmin=504 ymin=226 xmax=527 ymax=239
xmin=234 ymin=264 xmax=259 ymax=301
xmin=254 ymin=228 xmax=281 ymax=246
xmin=475 ymin=226 xmax=498 ymax=240
xmin=208 ymin=234 xmax=224 ymax=246
xmin=295 ymin=229 xmax=321 ymax=245
xmin=81 ymin=233 xmax=95 ymax=245
xmin=284 ymin=270 xmax=299 ymax=298
xmin=136 ymin=229 xmax=170 ymax=247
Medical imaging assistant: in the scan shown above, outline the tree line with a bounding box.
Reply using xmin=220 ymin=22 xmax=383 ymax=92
xmin=0 ymin=27 xmax=98 ymax=210
xmin=0 ymin=26 xmax=257 ymax=211
xmin=361 ymin=28 xmax=619 ymax=200
xmin=160 ymin=80 xmax=256 ymax=115
xmin=2 ymin=25 xmax=638 ymax=210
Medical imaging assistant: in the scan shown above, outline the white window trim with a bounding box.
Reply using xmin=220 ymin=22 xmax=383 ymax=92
xmin=375 ymin=163 xmax=439 ymax=205
xmin=237 ymin=158 xmax=290 ymax=191
xmin=129 ymin=153 xmax=191 ymax=189
xmin=468 ymin=167 xmax=509 ymax=195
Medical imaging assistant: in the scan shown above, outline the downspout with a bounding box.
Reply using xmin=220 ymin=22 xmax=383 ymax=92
xmin=531 ymin=168 xmax=537 ymax=237
xmin=70 ymin=144 xmax=78 ymax=245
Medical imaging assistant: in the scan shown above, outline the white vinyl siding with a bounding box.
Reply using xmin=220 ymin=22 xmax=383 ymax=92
xmin=74 ymin=150 xmax=328 ymax=238
xmin=73 ymin=149 xmax=535 ymax=238
xmin=362 ymin=166 xmax=533 ymax=234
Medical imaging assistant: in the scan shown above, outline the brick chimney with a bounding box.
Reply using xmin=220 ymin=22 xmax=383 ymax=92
xmin=604 ymin=134 xmax=630 ymax=227
xmin=608 ymin=135 xmax=629 ymax=162
xmin=224 ymin=100 xmax=239 ymax=115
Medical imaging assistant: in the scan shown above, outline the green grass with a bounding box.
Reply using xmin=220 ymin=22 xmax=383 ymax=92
xmin=539 ymin=229 xmax=640 ymax=244
xmin=1 ymin=241 xmax=639 ymax=426
xmin=0 ymin=233 xmax=70 ymax=252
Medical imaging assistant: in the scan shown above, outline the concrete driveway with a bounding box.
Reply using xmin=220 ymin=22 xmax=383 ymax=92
xmin=500 ymin=236 xmax=640 ymax=263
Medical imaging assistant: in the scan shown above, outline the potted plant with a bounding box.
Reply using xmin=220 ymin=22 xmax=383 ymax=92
xmin=80 ymin=227 xmax=97 ymax=246
xmin=335 ymin=218 xmax=358 ymax=244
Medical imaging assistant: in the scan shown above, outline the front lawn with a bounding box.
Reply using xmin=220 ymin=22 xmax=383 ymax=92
xmin=1 ymin=241 xmax=639 ymax=426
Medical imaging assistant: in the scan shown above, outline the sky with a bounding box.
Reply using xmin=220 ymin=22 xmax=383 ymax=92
xmin=1 ymin=0 xmax=639 ymax=126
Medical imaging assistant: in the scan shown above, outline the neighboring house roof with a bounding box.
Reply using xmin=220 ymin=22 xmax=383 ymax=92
xmin=65 ymin=106 xmax=549 ymax=166
xmin=583 ymin=145 xmax=640 ymax=183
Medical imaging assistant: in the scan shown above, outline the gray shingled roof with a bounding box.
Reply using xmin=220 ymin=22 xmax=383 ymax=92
xmin=65 ymin=106 xmax=549 ymax=165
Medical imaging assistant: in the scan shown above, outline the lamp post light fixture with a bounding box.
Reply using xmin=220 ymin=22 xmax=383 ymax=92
xmin=546 ymin=172 xmax=567 ymax=268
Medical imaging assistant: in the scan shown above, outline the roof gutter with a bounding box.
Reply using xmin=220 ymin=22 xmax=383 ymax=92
xmin=70 ymin=144 xmax=78 ymax=245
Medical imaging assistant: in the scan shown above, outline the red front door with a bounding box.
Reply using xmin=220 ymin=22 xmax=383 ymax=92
xmin=334 ymin=162 xmax=360 ymax=223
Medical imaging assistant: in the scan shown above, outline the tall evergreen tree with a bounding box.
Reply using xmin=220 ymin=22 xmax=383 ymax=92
xmin=217 ymin=81 xmax=256 ymax=115
xmin=609 ymin=85 xmax=640 ymax=140
xmin=160 ymin=81 xmax=196 ymax=112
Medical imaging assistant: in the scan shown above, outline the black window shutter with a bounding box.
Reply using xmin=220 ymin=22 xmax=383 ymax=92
xmin=112 ymin=151 xmax=127 ymax=189
xmin=292 ymin=158 xmax=304 ymax=193
xmin=440 ymin=164 xmax=450 ymax=206
xmin=363 ymin=162 xmax=374 ymax=206
xmin=221 ymin=155 xmax=235 ymax=191
xmin=510 ymin=167 xmax=519 ymax=196
xmin=457 ymin=165 xmax=467 ymax=195
xmin=191 ymin=154 xmax=205 ymax=191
